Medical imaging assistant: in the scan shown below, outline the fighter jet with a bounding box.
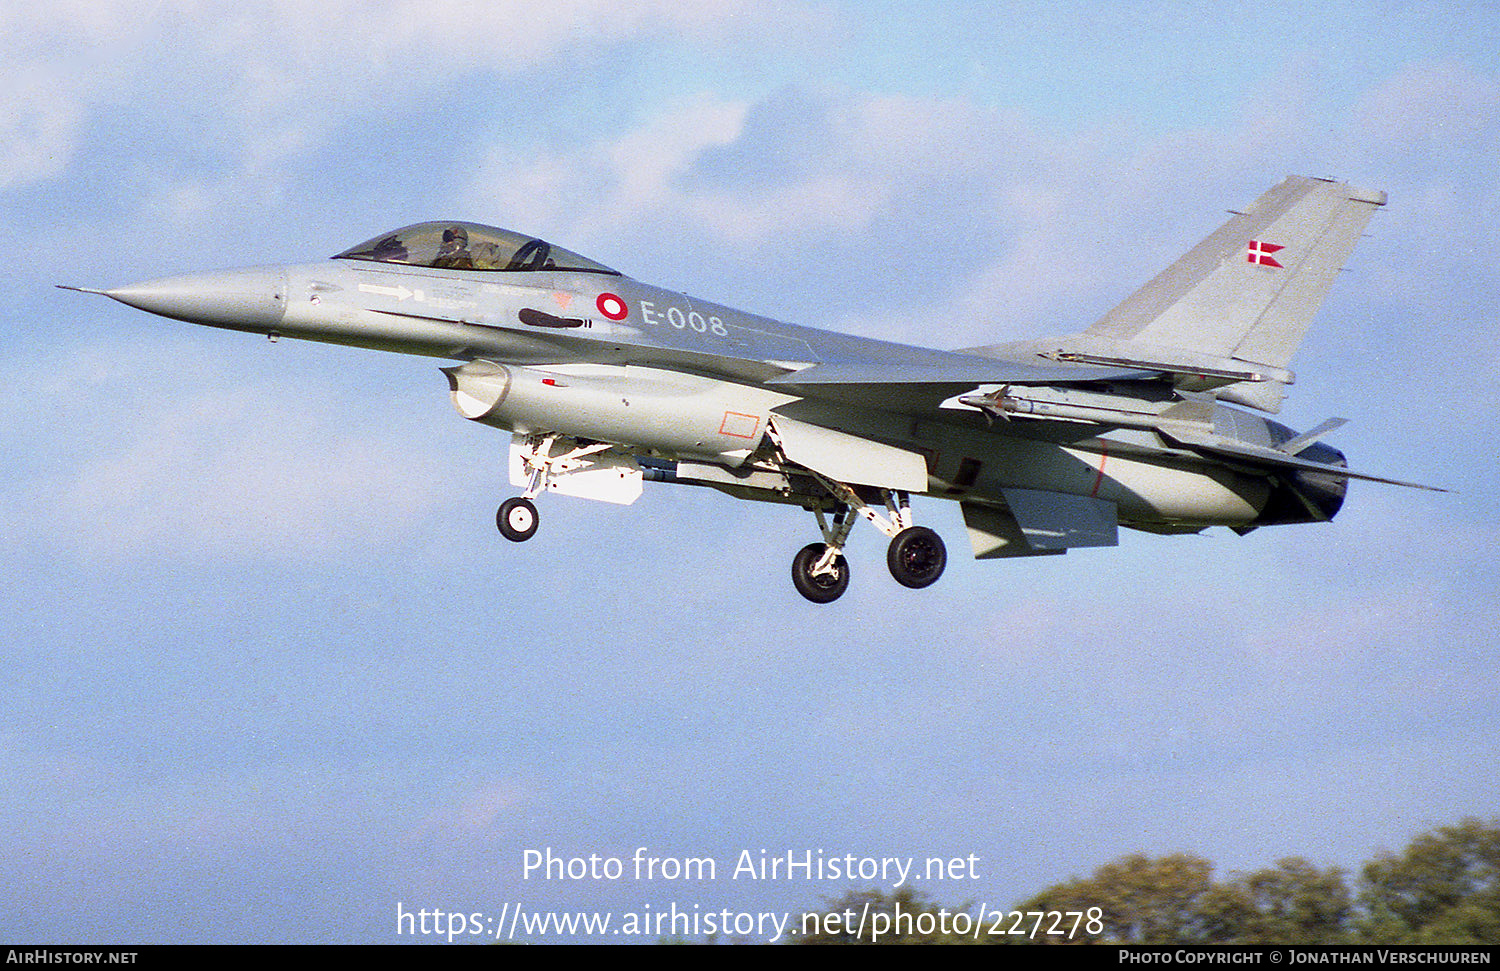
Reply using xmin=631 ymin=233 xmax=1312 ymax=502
xmin=63 ymin=176 xmax=1438 ymax=603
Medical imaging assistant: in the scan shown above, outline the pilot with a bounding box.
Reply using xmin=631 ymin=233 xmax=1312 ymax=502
xmin=433 ymin=225 xmax=474 ymax=269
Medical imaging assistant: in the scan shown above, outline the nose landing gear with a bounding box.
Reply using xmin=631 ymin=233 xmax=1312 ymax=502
xmin=494 ymin=432 xmax=630 ymax=544
xmin=497 ymin=496 xmax=539 ymax=542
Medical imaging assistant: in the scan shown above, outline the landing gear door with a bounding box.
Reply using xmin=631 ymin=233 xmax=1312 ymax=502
xmin=769 ymin=415 xmax=928 ymax=492
xmin=509 ymin=435 xmax=644 ymax=505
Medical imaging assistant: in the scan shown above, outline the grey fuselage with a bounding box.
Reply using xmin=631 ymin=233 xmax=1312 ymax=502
xmin=99 ymin=251 xmax=1332 ymax=536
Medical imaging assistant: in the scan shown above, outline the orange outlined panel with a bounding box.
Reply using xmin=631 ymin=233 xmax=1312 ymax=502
xmin=719 ymin=411 xmax=760 ymax=439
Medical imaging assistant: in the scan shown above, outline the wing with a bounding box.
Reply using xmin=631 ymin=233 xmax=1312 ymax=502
xmin=765 ymin=354 xmax=1153 ymax=389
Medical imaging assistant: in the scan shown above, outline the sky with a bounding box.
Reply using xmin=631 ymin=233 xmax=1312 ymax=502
xmin=2 ymin=0 xmax=1497 ymax=945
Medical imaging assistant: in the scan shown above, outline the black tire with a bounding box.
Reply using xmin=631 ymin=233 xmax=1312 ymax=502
xmin=886 ymin=526 xmax=946 ymax=588
xmin=791 ymin=543 xmax=850 ymax=604
xmin=497 ymin=497 xmax=539 ymax=542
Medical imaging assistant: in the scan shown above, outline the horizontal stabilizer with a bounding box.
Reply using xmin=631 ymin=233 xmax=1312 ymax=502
xmin=1159 ymin=426 xmax=1447 ymax=492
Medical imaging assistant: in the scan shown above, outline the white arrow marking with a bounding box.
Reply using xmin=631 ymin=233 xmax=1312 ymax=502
xmin=358 ymin=282 xmax=414 ymax=301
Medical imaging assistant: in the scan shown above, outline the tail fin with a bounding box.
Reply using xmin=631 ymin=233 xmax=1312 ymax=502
xmin=1089 ymin=176 xmax=1384 ymax=364
xmin=1047 ymin=177 xmax=1385 ymax=412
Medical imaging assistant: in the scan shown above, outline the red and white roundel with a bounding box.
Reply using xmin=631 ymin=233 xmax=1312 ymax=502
xmin=596 ymin=292 xmax=629 ymax=320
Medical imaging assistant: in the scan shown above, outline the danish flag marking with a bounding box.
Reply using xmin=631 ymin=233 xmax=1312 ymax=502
xmin=1246 ymin=240 xmax=1284 ymax=268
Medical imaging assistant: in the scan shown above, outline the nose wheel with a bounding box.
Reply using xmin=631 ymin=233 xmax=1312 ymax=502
xmin=497 ymin=496 xmax=539 ymax=542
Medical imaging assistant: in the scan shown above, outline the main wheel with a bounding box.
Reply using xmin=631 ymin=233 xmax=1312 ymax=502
xmin=497 ymin=497 xmax=539 ymax=542
xmin=887 ymin=526 xmax=946 ymax=588
xmin=792 ymin=543 xmax=850 ymax=604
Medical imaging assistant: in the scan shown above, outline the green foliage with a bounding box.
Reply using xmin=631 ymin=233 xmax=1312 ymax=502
xmin=1357 ymin=817 xmax=1500 ymax=945
xmin=1221 ymin=857 xmax=1352 ymax=944
xmin=782 ymin=818 xmax=1500 ymax=945
xmin=1003 ymin=823 xmax=1497 ymax=945
xmin=1012 ymin=852 xmax=1233 ymax=944
xmin=998 ymin=853 xmax=1350 ymax=944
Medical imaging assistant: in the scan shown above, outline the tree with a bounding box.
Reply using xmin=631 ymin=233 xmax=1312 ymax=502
xmin=774 ymin=818 xmax=1500 ymax=946
xmin=1223 ymin=857 xmax=1352 ymax=944
xmin=1356 ymin=817 xmax=1500 ymax=944
xmin=1005 ymin=853 xmax=1354 ymax=945
xmin=1010 ymin=853 xmax=1241 ymax=944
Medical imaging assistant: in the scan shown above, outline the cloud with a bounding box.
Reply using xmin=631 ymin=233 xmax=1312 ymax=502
xmin=461 ymin=54 xmax=1500 ymax=365
xmin=5 ymin=341 xmax=463 ymax=563
xmin=1351 ymin=60 xmax=1500 ymax=155
xmin=55 ymin=396 xmax=445 ymax=559
xmin=2 ymin=1 xmax=837 ymax=207
xmin=411 ymin=778 xmax=533 ymax=843
xmin=7 ymin=6 xmax=1500 ymax=946
xmin=461 ymin=95 xmax=752 ymax=244
xmin=0 ymin=69 xmax=84 ymax=193
xmin=455 ymin=75 xmax=1387 ymax=345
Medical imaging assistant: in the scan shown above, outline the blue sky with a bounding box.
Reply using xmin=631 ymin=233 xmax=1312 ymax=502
xmin=3 ymin=0 xmax=1497 ymax=944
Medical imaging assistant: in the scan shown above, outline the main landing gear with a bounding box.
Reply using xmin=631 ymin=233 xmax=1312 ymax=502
xmin=790 ymin=484 xmax=947 ymax=604
xmin=792 ymin=543 xmax=849 ymax=604
xmin=887 ymin=525 xmax=947 ymax=589
xmin=490 ymin=431 xmax=947 ymax=603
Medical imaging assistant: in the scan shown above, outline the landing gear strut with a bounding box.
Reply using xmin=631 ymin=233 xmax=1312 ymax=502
xmin=788 ymin=502 xmax=858 ymax=604
xmin=495 ymin=433 xmax=618 ymax=544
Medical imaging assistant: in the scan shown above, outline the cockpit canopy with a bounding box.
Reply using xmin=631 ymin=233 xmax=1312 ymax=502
xmin=333 ymin=222 xmax=619 ymax=275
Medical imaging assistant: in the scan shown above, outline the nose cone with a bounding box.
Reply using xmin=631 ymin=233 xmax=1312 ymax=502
xmin=102 ymin=266 xmax=287 ymax=332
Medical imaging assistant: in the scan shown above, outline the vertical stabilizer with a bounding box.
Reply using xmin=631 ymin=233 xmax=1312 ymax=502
xmin=1085 ymin=176 xmax=1385 ymax=371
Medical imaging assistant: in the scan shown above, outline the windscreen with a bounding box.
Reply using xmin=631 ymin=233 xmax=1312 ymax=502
xmin=334 ymin=222 xmax=618 ymax=275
